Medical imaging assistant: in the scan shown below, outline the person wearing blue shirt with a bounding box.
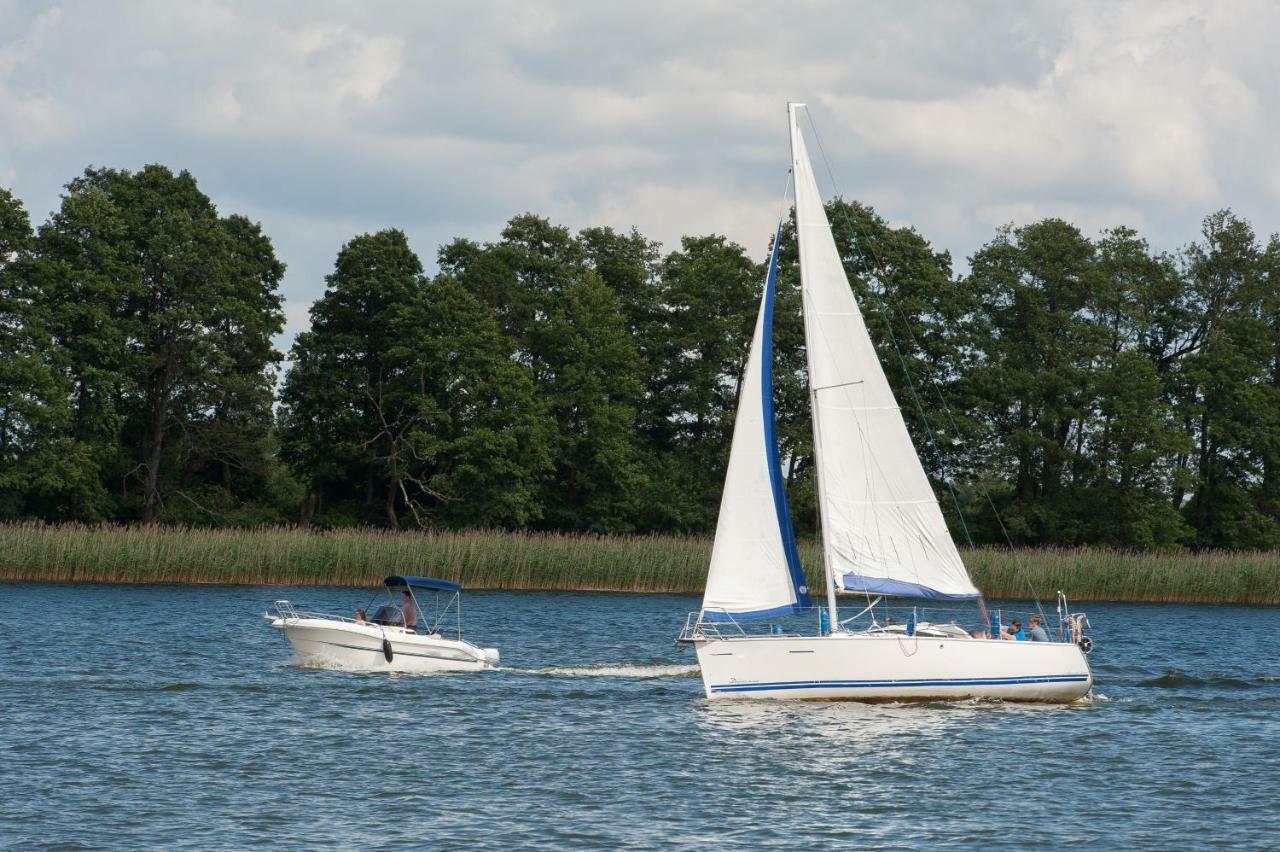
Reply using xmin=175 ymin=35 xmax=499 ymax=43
xmin=1000 ymin=619 xmax=1026 ymax=641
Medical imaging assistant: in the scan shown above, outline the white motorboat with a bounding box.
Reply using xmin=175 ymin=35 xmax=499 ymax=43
xmin=677 ymin=104 xmax=1094 ymax=702
xmin=267 ymin=575 xmax=499 ymax=673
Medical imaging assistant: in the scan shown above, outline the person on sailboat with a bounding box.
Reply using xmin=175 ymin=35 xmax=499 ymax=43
xmin=1027 ymin=614 xmax=1050 ymax=642
xmin=1000 ymin=619 xmax=1025 ymax=641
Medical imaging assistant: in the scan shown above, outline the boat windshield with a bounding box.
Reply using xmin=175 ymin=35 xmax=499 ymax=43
xmin=369 ymin=604 xmax=407 ymax=627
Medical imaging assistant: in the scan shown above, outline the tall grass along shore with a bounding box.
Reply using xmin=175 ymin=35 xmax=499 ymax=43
xmin=1 ymin=523 xmax=1277 ymax=605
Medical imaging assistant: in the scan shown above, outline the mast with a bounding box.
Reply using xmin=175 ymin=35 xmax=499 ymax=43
xmin=788 ymin=102 xmax=840 ymax=631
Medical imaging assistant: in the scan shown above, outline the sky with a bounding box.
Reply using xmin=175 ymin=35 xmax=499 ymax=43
xmin=2 ymin=0 xmax=1278 ymax=346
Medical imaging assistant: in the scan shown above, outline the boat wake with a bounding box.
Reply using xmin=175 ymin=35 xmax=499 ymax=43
xmin=285 ymin=656 xmax=449 ymax=676
xmin=517 ymin=663 xmax=700 ymax=679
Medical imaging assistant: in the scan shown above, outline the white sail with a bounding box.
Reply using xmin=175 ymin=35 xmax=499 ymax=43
xmin=789 ymin=106 xmax=979 ymax=601
xmin=701 ymin=232 xmax=810 ymax=619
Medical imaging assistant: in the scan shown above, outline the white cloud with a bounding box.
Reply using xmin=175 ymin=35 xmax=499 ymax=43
xmin=0 ymin=0 xmax=1277 ymax=346
xmin=590 ymin=181 xmax=777 ymax=256
xmin=826 ymin=4 xmax=1252 ymax=207
xmin=973 ymin=200 xmax=1150 ymax=239
xmin=4 ymin=93 xmax=69 ymax=145
xmin=0 ymin=5 xmax=70 ymax=147
xmin=188 ymin=83 xmax=243 ymax=131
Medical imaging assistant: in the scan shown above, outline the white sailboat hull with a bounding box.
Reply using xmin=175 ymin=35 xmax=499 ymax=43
xmin=269 ymin=617 xmax=500 ymax=673
xmin=692 ymin=633 xmax=1091 ymax=702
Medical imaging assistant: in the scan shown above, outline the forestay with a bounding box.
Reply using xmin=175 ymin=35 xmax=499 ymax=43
xmin=701 ymin=228 xmax=811 ymax=619
xmin=789 ymin=108 xmax=979 ymax=601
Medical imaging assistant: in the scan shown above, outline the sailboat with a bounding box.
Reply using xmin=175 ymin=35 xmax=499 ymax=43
xmin=678 ymin=104 xmax=1094 ymax=702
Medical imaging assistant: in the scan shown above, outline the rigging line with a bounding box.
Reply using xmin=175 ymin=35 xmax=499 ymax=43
xmin=877 ymin=308 xmax=1048 ymax=621
xmin=774 ymin=165 xmax=794 ymax=229
xmin=852 ymin=381 xmax=880 ymax=613
xmin=875 ymin=292 xmax=1046 ymax=620
xmin=877 ymin=302 xmax=975 ymax=548
xmin=808 ymin=129 xmax=1047 ymax=624
xmin=800 ymin=106 xmax=1046 ymax=619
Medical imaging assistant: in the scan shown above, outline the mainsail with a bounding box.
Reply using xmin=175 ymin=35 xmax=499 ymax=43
xmin=789 ymin=105 xmax=979 ymax=601
xmin=701 ymin=227 xmax=811 ymax=619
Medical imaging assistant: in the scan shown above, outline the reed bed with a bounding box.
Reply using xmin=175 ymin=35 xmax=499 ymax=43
xmin=0 ymin=523 xmax=1277 ymax=604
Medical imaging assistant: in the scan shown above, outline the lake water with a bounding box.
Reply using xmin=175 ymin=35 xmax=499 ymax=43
xmin=2 ymin=583 xmax=1277 ymax=849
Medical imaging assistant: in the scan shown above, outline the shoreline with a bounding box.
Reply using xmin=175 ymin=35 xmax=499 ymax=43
xmin=5 ymin=576 xmax=1277 ymax=608
xmin=1 ymin=523 xmax=1278 ymax=606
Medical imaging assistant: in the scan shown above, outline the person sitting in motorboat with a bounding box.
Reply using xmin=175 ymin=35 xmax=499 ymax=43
xmin=355 ymin=609 xmax=367 ymax=624
xmin=1000 ymin=619 xmax=1025 ymax=641
xmin=401 ymin=590 xmax=417 ymax=631
xmin=1027 ymin=614 xmax=1050 ymax=642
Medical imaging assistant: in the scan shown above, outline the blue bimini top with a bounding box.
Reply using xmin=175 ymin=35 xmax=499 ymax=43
xmin=383 ymin=575 xmax=462 ymax=593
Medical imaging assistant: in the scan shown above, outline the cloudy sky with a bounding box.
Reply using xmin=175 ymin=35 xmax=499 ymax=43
xmin=2 ymin=0 xmax=1278 ymax=344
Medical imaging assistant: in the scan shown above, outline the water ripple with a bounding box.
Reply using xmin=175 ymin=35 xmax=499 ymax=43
xmin=1 ymin=585 xmax=1276 ymax=848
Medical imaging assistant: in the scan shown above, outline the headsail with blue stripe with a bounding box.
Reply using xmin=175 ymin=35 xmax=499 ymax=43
xmin=701 ymin=227 xmax=811 ymax=620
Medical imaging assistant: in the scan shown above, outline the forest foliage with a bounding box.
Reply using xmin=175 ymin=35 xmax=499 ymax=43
xmin=3 ymin=166 xmax=1280 ymax=550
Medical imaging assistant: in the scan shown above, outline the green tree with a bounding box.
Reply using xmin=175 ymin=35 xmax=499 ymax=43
xmin=282 ymin=230 xmax=548 ymax=528
xmin=0 ymin=187 xmax=40 ymax=508
xmin=1179 ymin=211 xmax=1280 ymax=547
xmin=963 ymin=219 xmax=1101 ymax=544
xmin=24 ymin=183 xmax=135 ymax=519
xmin=441 ymin=215 xmax=647 ymax=532
xmin=578 ymin=225 xmax=662 ymax=342
xmin=0 ymin=188 xmax=90 ymax=518
xmin=637 ymin=234 xmax=767 ymax=532
xmin=29 ymin=165 xmax=285 ymax=523
xmin=401 ymin=274 xmax=550 ymax=527
xmin=163 ymin=213 xmax=289 ymax=524
xmin=282 ymin=229 xmax=426 ymax=526
xmin=1079 ymin=227 xmax=1191 ymax=546
xmin=1255 ymin=234 xmax=1280 ymax=521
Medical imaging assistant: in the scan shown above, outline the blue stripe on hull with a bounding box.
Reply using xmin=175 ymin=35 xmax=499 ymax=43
xmin=709 ymin=673 xmax=1090 ymax=693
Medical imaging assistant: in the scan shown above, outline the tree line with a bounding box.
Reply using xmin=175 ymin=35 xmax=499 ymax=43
xmin=2 ymin=165 xmax=1279 ymax=549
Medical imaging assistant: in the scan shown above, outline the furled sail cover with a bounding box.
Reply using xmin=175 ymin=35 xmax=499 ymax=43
xmin=701 ymin=228 xmax=812 ymax=619
xmin=790 ymin=110 xmax=979 ymax=601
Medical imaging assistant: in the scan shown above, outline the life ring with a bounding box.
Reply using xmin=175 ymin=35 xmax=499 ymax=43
xmin=382 ymin=639 xmax=394 ymax=663
xmin=1077 ymin=635 xmax=1094 ymax=654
